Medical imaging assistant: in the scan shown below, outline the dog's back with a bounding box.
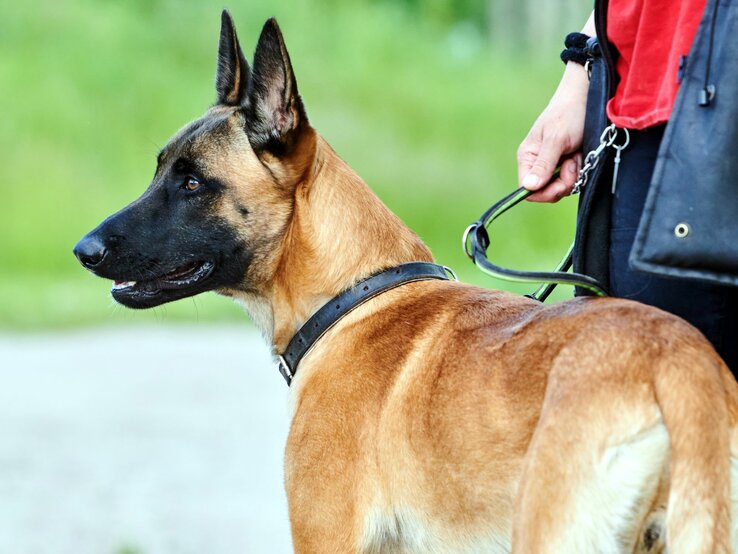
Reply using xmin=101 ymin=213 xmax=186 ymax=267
xmin=287 ymin=280 xmax=738 ymax=553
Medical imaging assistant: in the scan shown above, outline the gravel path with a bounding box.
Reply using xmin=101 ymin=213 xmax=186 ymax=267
xmin=0 ymin=326 xmax=293 ymax=554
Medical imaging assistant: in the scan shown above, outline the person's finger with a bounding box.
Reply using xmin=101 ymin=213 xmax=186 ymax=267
xmin=526 ymin=162 xmax=573 ymax=203
xmin=526 ymin=179 xmax=572 ymax=203
xmin=521 ymin=135 xmax=566 ymax=191
xmin=558 ymin=156 xmax=579 ymax=191
xmin=517 ymin=136 xmax=540 ymax=187
xmin=525 ymin=153 xmax=581 ymax=203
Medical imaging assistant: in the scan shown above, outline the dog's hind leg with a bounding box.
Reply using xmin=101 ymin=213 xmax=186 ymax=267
xmin=511 ymin=370 xmax=670 ymax=554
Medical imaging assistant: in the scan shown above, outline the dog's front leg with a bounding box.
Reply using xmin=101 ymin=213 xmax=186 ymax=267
xmin=286 ymin=466 xmax=365 ymax=553
xmin=285 ymin=430 xmax=366 ymax=553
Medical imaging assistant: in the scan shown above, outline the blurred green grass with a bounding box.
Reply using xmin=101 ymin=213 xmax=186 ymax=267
xmin=0 ymin=0 xmax=584 ymax=330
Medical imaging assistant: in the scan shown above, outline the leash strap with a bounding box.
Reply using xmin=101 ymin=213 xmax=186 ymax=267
xmin=462 ymin=126 xmax=627 ymax=300
xmin=277 ymin=262 xmax=453 ymax=385
xmin=463 ymin=187 xmax=608 ymax=300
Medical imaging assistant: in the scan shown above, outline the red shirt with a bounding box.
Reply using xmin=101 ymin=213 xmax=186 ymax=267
xmin=606 ymin=0 xmax=707 ymax=129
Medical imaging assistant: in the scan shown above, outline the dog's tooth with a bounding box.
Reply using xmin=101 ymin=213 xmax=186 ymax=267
xmin=112 ymin=281 xmax=137 ymax=290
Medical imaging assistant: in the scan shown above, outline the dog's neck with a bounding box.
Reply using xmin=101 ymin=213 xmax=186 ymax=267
xmin=236 ymin=135 xmax=433 ymax=353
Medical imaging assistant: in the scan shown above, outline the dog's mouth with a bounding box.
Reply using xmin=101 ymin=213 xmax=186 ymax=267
xmin=111 ymin=260 xmax=215 ymax=308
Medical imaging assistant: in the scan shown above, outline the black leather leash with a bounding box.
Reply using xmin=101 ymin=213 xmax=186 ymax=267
xmin=463 ymin=186 xmax=608 ymax=301
xmin=277 ymin=262 xmax=454 ymax=385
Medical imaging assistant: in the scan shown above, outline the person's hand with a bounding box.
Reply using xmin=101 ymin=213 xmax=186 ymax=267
xmin=517 ymin=62 xmax=589 ymax=202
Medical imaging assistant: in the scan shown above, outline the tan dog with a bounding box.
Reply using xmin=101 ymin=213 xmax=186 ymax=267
xmin=74 ymin=12 xmax=738 ymax=553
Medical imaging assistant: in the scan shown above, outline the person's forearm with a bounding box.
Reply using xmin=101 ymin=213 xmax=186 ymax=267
xmin=582 ymin=11 xmax=596 ymax=38
xmin=554 ymin=11 xmax=595 ymax=103
xmin=516 ymin=10 xmax=597 ymax=201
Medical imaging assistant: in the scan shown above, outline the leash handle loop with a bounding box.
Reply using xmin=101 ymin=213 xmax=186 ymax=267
xmin=463 ymin=187 xmax=608 ymax=300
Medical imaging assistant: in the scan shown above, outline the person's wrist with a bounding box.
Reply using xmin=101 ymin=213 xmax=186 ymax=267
xmin=551 ymin=62 xmax=589 ymax=103
xmin=560 ymin=32 xmax=591 ymax=66
xmin=562 ymin=61 xmax=589 ymax=87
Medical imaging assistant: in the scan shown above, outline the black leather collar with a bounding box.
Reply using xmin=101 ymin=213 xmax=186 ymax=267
xmin=277 ymin=262 xmax=454 ymax=385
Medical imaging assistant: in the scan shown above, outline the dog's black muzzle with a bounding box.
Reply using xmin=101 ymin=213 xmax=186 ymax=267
xmin=73 ymin=208 xmax=132 ymax=280
xmin=73 ymin=197 xmax=252 ymax=310
xmin=73 ymin=233 xmax=108 ymax=271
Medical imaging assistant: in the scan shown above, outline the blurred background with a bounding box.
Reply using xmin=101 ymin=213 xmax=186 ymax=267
xmin=1 ymin=0 xmax=590 ymax=552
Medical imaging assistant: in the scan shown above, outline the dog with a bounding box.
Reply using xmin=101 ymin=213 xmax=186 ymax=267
xmin=74 ymin=11 xmax=738 ymax=553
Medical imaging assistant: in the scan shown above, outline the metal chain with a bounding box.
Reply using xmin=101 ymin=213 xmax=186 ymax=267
xmin=571 ymin=124 xmax=618 ymax=195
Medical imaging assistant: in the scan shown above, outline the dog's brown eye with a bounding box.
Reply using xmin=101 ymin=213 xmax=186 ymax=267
xmin=183 ymin=177 xmax=201 ymax=192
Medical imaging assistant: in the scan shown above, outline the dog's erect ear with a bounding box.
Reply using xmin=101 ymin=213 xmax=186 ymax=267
xmin=245 ymin=18 xmax=307 ymax=154
xmin=215 ymin=10 xmax=250 ymax=106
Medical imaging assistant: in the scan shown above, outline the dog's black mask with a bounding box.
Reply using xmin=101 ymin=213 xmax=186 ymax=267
xmin=74 ymin=162 xmax=251 ymax=309
xmin=74 ymin=12 xmax=307 ymax=309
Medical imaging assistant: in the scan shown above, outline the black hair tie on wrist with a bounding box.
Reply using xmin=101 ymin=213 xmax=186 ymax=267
xmin=561 ymin=32 xmax=591 ymax=66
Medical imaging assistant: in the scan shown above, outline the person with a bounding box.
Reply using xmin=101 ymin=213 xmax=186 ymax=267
xmin=516 ymin=2 xmax=738 ymax=373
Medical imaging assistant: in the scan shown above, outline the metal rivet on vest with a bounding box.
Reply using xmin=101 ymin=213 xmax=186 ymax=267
xmin=674 ymin=223 xmax=690 ymax=238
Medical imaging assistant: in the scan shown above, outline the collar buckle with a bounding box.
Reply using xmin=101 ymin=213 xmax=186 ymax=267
xmin=277 ymin=355 xmax=293 ymax=385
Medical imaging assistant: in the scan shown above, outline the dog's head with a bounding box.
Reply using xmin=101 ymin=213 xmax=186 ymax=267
xmin=74 ymin=12 xmax=314 ymax=309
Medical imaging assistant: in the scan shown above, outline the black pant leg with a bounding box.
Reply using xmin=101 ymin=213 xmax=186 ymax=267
xmin=609 ymin=125 xmax=738 ymax=375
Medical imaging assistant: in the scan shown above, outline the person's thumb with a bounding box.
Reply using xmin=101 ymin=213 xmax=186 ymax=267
xmin=521 ymin=139 xmax=564 ymax=191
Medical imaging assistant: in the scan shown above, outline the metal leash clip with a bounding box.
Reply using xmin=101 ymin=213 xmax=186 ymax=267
xmin=571 ymin=123 xmax=618 ymax=195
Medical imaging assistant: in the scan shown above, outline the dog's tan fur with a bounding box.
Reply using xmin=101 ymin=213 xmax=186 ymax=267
xmin=172 ymin=100 xmax=735 ymax=549
xmin=92 ymin=14 xmax=738 ymax=553
xmin=224 ymin=127 xmax=738 ymax=552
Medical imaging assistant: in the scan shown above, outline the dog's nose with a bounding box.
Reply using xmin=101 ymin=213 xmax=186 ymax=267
xmin=73 ymin=235 xmax=108 ymax=269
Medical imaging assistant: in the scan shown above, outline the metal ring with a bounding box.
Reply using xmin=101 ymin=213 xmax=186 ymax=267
xmin=606 ymin=125 xmax=618 ymax=146
xmin=613 ymin=127 xmax=630 ymax=149
xmin=462 ymin=223 xmax=478 ymax=260
xmin=277 ymin=354 xmax=292 ymax=379
xmin=598 ymin=123 xmax=617 ymax=147
xmin=674 ymin=223 xmax=690 ymax=238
